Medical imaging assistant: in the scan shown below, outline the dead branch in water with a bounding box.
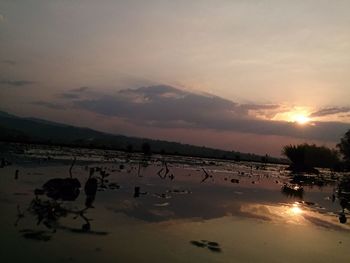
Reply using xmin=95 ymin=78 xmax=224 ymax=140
xmin=201 ymin=168 xmax=210 ymax=183
xmin=69 ymin=157 xmax=76 ymax=178
xmin=157 ymin=162 xmax=170 ymax=179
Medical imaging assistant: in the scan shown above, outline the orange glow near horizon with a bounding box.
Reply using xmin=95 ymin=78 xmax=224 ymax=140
xmin=272 ymin=107 xmax=312 ymax=125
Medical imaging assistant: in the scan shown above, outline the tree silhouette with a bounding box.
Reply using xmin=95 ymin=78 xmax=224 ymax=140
xmin=126 ymin=143 xmax=133 ymax=153
xmin=337 ymin=130 xmax=350 ymax=163
xmin=141 ymin=142 xmax=151 ymax=155
xmin=282 ymin=143 xmax=339 ymax=172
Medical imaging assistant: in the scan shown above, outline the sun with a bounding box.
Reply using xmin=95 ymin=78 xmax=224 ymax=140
xmin=294 ymin=114 xmax=310 ymax=125
xmin=271 ymin=106 xmax=312 ymax=125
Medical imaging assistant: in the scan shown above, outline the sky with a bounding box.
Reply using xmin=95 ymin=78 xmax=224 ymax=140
xmin=0 ymin=0 xmax=349 ymax=156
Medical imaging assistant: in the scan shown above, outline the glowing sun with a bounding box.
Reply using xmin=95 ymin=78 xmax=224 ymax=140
xmin=272 ymin=106 xmax=313 ymax=125
xmin=294 ymin=114 xmax=310 ymax=125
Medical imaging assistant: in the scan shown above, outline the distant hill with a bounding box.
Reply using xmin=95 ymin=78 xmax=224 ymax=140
xmin=0 ymin=110 xmax=286 ymax=163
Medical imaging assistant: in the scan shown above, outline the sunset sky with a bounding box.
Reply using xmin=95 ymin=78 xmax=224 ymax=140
xmin=1 ymin=0 xmax=349 ymax=156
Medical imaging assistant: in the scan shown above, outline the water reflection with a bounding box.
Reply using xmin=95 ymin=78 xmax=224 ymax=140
xmin=337 ymin=177 xmax=350 ymax=224
xmin=281 ymin=171 xmax=350 ymax=224
xmin=281 ymin=184 xmax=304 ymax=198
xmin=14 ymin=166 xmax=114 ymax=240
xmin=240 ymin=201 xmax=350 ymax=231
xmin=2 ymin=147 xmax=349 ymax=245
xmin=290 ymin=202 xmax=303 ymax=215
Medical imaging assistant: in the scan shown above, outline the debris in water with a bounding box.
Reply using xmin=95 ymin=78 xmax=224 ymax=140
xmin=190 ymin=240 xmax=222 ymax=253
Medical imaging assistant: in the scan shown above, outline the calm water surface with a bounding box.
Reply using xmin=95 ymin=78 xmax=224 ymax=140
xmin=0 ymin=145 xmax=349 ymax=262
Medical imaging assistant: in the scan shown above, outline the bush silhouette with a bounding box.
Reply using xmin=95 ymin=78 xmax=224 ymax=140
xmin=337 ymin=130 xmax=350 ymax=163
xmin=282 ymin=143 xmax=339 ymax=172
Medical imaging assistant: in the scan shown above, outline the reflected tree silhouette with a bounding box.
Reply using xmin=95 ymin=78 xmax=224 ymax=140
xmin=14 ymin=163 xmax=111 ymax=239
xmin=281 ymin=183 xmax=304 ymax=199
xmin=337 ymin=178 xmax=350 ymax=224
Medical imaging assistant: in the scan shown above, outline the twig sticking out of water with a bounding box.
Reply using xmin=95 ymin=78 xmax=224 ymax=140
xmin=134 ymin=186 xmax=147 ymax=198
xmin=69 ymin=157 xmax=76 ymax=178
xmin=201 ymin=168 xmax=210 ymax=183
xmin=137 ymin=162 xmax=142 ymax=177
xmin=157 ymin=162 xmax=170 ymax=179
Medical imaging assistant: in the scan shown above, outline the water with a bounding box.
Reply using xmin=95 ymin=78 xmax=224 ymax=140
xmin=0 ymin=145 xmax=349 ymax=262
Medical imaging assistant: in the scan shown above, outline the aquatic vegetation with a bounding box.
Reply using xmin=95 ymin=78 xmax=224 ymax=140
xmin=230 ymin=178 xmax=240 ymax=184
xmin=133 ymin=186 xmax=147 ymax=198
xmin=190 ymin=240 xmax=222 ymax=253
xmin=36 ymin=178 xmax=81 ymax=201
xmin=166 ymin=189 xmax=191 ymax=195
xmin=0 ymin=157 xmax=11 ymax=168
xmin=290 ymin=174 xmax=335 ymax=187
xmin=14 ymin=165 xmax=107 ymax=237
xmin=281 ymin=184 xmax=304 ymax=199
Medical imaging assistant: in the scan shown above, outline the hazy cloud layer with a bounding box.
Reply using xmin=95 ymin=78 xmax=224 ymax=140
xmin=0 ymin=80 xmax=35 ymax=87
xmin=72 ymin=85 xmax=349 ymax=141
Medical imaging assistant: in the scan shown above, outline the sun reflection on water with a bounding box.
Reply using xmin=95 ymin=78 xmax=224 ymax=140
xmin=290 ymin=203 xmax=303 ymax=215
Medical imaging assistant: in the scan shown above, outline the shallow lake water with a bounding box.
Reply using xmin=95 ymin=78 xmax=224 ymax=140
xmin=0 ymin=145 xmax=349 ymax=262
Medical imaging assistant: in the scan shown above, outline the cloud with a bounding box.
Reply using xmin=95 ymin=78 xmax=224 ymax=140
xmin=72 ymin=85 xmax=348 ymax=142
xmin=310 ymin=107 xmax=350 ymax=118
xmin=31 ymin=101 xmax=65 ymax=110
xmin=75 ymin=85 xmax=243 ymax=121
xmin=0 ymin=80 xmax=35 ymax=87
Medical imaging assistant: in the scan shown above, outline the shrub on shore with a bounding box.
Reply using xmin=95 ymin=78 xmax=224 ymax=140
xmin=282 ymin=144 xmax=339 ymax=173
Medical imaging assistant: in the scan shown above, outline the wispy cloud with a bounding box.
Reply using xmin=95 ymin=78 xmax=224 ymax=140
xmin=310 ymin=107 xmax=350 ymax=118
xmin=0 ymin=80 xmax=35 ymax=87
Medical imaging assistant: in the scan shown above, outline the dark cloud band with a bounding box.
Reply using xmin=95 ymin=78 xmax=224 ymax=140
xmin=72 ymin=85 xmax=349 ymax=141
